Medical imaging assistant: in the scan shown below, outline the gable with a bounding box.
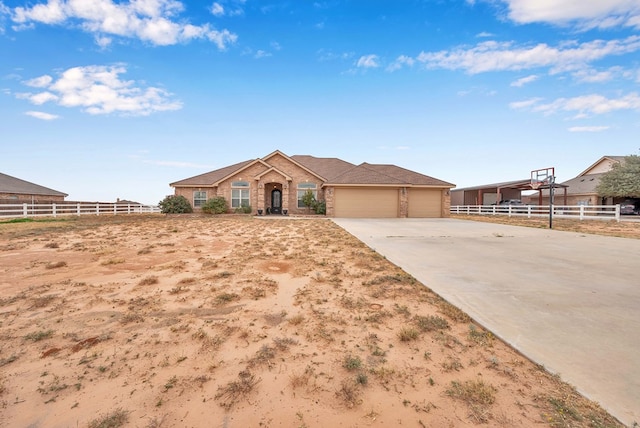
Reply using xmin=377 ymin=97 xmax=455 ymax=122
xmin=579 ymin=156 xmax=624 ymax=176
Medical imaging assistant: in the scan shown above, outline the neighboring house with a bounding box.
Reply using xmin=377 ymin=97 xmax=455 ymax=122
xmin=451 ymin=179 xmax=532 ymax=206
xmin=170 ymin=150 xmax=455 ymax=218
xmin=537 ymin=156 xmax=626 ymax=206
xmin=0 ymin=172 xmax=68 ymax=202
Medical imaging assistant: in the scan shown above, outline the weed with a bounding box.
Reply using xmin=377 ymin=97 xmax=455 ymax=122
xmin=215 ymin=370 xmax=259 ymax=409
xmin=273 ymin=337 xmax=298 ymax=351
xmin=215 ymin=292 xmax=239 ymax=304
xmin=249 ymin=345 xmax=276 ymax=367
xmin=355 ymin=373 xmax=368 ymax=385
xmin=164 ymin=376 xmax=177 ymax=391
xmin=468 ymin=324 xmax=494 ymax=346
xmin=101 ymin=258 xmax=125 ymax=266
xmin=441 ymin=357 xmax=463 ymax=372
xmin=414 ymin=315 xmax=449 ymax=332
xmin=437 ymin=301 xmax=471 ymax=323
xmin=46 ymin=261 xmax=67 ymax=269
xmin=168 ymin=285 xmax=189 ymax=295
xmin=24 ymin=329 xmax=54 ymax=342
xmin=447 ymin=379 xmax=496 ymax=405
xmin=120 ymin=312 xmax=144 ymax=324
xmin=138 ymin=276 xmax=159 ymax=286
xmin=336 ymin=379 xmax=361 ymax=408
xmin=31 ymin=295 xmax=56 ymax=308
xmin=343 ymin=355 xmax=362 ymax=371
xmin=44 ymin=242 xmax=59 ymax=248
xmin=0 ymin=355 xmax=18 ymax=367
xmin=394 ymin=304 xmax=411 ymax=317
xmin=87 ymin=408 xmax=129 ymax=428
xmin=397 ymin=327 xmax=420 ymax=342
xmin=288 ymin=314 xmax=305 ymax=326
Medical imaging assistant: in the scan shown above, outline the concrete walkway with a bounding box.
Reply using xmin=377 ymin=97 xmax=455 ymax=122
xmin=333 ymin=218 xmax=639 ymax=426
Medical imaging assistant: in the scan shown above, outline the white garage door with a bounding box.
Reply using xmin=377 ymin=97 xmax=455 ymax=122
xmin=408 ymin=189 xmax=442 ymax=218
xmin=334 ymin=188 xmax=398 ymax=218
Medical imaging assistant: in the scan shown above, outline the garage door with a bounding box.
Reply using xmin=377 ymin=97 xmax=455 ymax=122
xmin=334 ymin=188 xmax=398 ymax=218
xmin=408 ymin=189 xmax=442 ymax=218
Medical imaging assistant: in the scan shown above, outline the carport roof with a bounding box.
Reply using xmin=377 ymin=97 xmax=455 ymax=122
xmin=452 ymin=179 xmax=532 ymax=192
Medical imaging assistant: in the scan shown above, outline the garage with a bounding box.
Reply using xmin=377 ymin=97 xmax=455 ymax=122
xmin=408 ymin=189 xmax=442 ymax=218
xmin=334 ymin=188 xmax=398 ymax=218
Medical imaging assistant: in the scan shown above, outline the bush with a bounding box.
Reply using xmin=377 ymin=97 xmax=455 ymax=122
xmin=202 ymin=197 xmax=228 ymax=214
xmin=234 ymin=203 xmax=252 ymax=214
xmin=314 ymin=200 xmax=326 ymax=215
xmin=158 ymin=195 xmax=193 ymax=214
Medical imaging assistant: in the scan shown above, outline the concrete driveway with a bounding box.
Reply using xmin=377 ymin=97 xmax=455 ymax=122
xmin=333 ymin=218 xmax=639 ymax=426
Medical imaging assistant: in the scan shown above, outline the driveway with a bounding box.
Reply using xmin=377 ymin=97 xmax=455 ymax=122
xmin=333 ymin=218 xmax=639 ymax=426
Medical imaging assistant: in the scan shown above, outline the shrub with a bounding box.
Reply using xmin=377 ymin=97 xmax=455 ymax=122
xmin=314 ymin=200 xmax=326 ymax=215
xmin=158 ymin=195 xmax=193 ymax=214
xmin=202 ymin=197 xmax=228 ymax=214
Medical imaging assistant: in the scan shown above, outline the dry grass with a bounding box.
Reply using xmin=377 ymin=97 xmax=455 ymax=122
xmin=87 ymin=408 xmax=129 ymax=428
xmin=0 ymin=215 xmax=625 ymax=428
xmin=452 ymin=214 xmax=640 ymax=239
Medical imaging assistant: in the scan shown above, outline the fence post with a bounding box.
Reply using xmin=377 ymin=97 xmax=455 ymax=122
xmin=77 ymin=203 xmax=81 ymax=215
xmin=96 ymin=203 xmax=100 ymax=216
xmin=52 ymin=203 xmax=56 ymax=217
xmin=113 ymin=204 xmax=117 ymax=215
xmin=23 ymin=203 xmax=28 ymax=217
xmin=527 ymin=205 xmax=531 ymax=218
xmin=615 ymin=204 xmax=620 ymax=222
xmin=579 ymin=205 xmax=584 ymax=220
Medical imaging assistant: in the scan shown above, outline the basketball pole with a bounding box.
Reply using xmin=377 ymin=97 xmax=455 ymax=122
xmin=549 ymin=175 xmax=555 ymax=229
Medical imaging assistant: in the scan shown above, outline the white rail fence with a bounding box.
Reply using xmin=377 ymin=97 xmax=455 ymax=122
xmin=451 ymin=204 xmax=622 ymax=222
xmin=0 ymin=202 xmax=161 ymax=219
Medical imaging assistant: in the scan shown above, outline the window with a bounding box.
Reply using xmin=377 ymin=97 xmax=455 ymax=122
xmin=193 ymin=191 xmax=207 ymax=207
xmin=231 ymin=181 xmax=250 ymax=208
xmin=297 ymin=183 xmax=317 ymax=209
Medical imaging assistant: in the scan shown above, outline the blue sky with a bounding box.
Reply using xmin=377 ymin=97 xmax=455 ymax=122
xmin=1 ymin=0 xmax=639 ymax=204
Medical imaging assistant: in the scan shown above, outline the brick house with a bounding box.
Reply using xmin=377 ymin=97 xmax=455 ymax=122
xmin=170 ymin=150 xmax=455 ymax=218
xmin=0 ymin=172 xmax=67 ymax=202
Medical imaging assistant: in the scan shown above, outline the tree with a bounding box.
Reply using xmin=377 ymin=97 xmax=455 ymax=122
xmin=158 ymin=195 xmax=193 ymax=214
xmin=201 ymin=197 xmax=228 ymax=214
xmin=596 ymin=155 xmax=640 ymax=198
xmin=301 ymin=189 xmax=316 ymax=213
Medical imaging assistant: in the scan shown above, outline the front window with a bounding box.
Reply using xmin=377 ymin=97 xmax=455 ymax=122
xmin=231 ymin=181 xmax=250 ymax=208
xmin=297 ymin=183 xmax=317 ymax=208
xmin=193 ymin=191 xmax=207 ymax=207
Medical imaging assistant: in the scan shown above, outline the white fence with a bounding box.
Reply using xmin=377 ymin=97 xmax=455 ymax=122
xmin=451 ymin=204 xmax=622 ymax=222
xmin=0 ymin=202 xmax=161 ymax=219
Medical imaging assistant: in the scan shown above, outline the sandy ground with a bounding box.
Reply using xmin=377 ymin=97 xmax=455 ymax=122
xmin=0 ymin=215 xmax=624 ymax=428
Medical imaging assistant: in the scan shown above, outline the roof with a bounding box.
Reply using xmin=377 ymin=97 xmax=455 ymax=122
xmin=170 ymin=159 xmax=255 ymax=187
xmin=451 ymin=179 xmax=532 ymax=192
xmin=538 ymin=173 xmax=604 ymax=196
xmin=171 ymin=151 xmax=454 ymax=188
xmin=290 ymin=155 xmax=355 ymax=180
xmin=0 ymin=172 xmax=68 ymax=197
xmin=327 ymin=163 xmax=455 ymax=187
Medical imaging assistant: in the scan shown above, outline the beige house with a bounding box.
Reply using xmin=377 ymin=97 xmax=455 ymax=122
xmin=0 ymin=172 xmax=67 ymax=202
xmin=170 ymin=150 xmax=454 ymax=218
xmin=536 ymin=156 xmax=626 ymax=206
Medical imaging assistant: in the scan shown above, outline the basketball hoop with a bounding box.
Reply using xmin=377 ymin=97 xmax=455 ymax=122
xmin=530 ymin=181 xmax=542 ymax=190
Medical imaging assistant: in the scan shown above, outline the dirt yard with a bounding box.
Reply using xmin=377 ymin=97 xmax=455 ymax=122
xmin=0 ymin=215 xmax=624 ymax=427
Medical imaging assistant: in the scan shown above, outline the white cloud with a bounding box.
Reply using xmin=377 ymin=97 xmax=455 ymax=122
xmin=568 ymin=126 xmax=610 ymax=132
xmin=476 ymin=31 xmax=494 ymax=38
xmin=509 ymin=97 xmax=543 ymax=109
xmin=496 ymin=0 xmax=640 ymax=29
xmin=522 ymin=93 xmax=640 ymax=117
xmin=210 ymin=2 xmax=224 ymax=17
xmin=356 ymin=54 xmax=379 ymax=69
xmin=416 ymin=36 xmax=640 ymax=74
xmin=510 ymin=74 xmax=538 ymax=87
xmin=254 ymin=50 xmax=271 ymax=59
xmin=25 ymin=110 xmax=60 ymax=120
xmin=17 ymin=64 xmax=182 ymax=116
xmin=386 ymin=55 xmax=415 ymax=72
xmin=10 ymin=0 xmax=238 ymax=48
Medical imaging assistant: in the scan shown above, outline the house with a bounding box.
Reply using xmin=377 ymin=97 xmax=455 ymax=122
xmin=0 ymin=172 xmax=68 ymax=202
xmin=536 ymin=156 xmax=627 ymax=206
xmin=170 ymin=150 xmax=455 ymax=218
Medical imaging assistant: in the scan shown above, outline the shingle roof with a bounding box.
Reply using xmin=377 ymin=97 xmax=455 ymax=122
xmin=0 ymin=172 xmax=68 ymax=197
xmin=170 ymin=152 xmax=454 ymax=188
xmin=170 ymin=159 xmax=255 ymax=186
xmin=290 ymin=155 xmax=356 ymax=180
xmin=538 ymin=173 xmax=604 ymax=196
xmin=327 ymin=163 xmax=455 ymax=187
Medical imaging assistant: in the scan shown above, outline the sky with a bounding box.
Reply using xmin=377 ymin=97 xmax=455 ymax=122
xmin=1 ymin=0 xmax=639 ymax=205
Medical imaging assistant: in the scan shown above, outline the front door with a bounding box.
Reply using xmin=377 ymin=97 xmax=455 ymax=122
xmin=271 ymin=189 xmax=282 ymax=214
